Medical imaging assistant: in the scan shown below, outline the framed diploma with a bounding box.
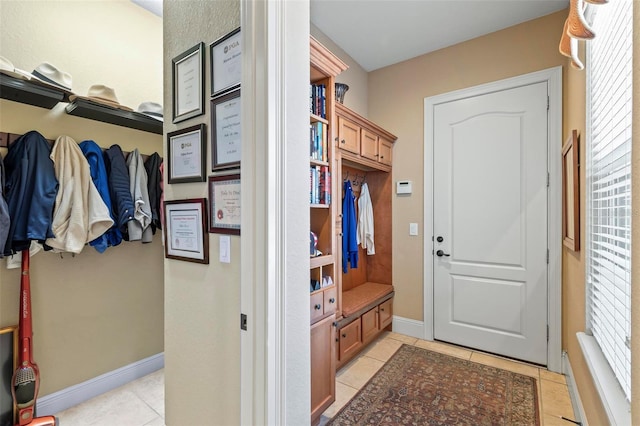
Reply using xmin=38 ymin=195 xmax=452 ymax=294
xmin=208 ymin=173 xmax=241 ymax=235
xmin=172 ymin=42 xmax=205 ymax=123
xmin=164 ymin=198 xmax=209 ymax=264
xmin=211 ymin=89 xmax=241 ymax=170
xmin=167 ymin=124 xmax=206 ymax=184
xmin=210 ymin=27 xmax=241 ymax=97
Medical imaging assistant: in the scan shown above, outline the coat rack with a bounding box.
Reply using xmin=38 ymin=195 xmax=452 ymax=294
xmin=343 ymin=170 xmax=366 ymax=187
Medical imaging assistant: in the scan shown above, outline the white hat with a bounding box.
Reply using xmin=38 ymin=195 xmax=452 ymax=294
xmin=137 ymin=101 xmax=163 ymax=122
xmin=0 ymin=56 xmax=32 ymax=81
xmin=30 ymin=62 xmax=73 ymax=92
xmin=69 ymin=84 xmax=133 ymax=111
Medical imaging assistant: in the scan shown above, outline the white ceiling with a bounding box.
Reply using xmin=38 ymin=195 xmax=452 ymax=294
xmin=310 ymin=0 xmax=568 ymax=71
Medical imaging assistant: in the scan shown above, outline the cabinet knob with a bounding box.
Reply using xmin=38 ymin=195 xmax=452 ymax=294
xmin=334 ymin=137 xmax=339 ymax=142
xmin=329 ymin=298 xmax=335 ymax=304
xmin=375 ymin=154 xmax=379 ymax=157
xmin=342 ymin=333 xmax=347 ymax=338
xmin=380 ymin=156 xmax=384 ymax=159
xmin=314 ymin=304 xmax=322 ymax=310
xmin=338 ymin=232 xmax=343 ymax=237
xmin=341 ymin=139 xmax=346 ymax=144
xmin=380 ymin=308 xmax=385 ymax=312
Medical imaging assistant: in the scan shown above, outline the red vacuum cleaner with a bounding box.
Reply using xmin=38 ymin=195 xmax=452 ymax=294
xmin=11 ymin=250 xmax=57 ymax=426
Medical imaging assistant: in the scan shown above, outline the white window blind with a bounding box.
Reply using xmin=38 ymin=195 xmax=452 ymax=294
xmin=586 ymin=0 xmax=632 ymax=401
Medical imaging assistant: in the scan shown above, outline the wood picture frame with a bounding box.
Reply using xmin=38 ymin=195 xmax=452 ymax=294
xmin=208 ymin=173 xmax=241 ymax=235
xmin=562 ymin=129 xmax=580 ymax=251
xmin=1 ymin=325 xmax=18 ymax=426
xmin=172 ymin=42 xmax=205 ymax=123
xmin=164 ymin=198 xmax=210 ymax=264
xmin=210 ymin=27 xmax=241 ymax=97
xmin=167 ymin=124 xmax=207 ymax=184
xmin=211 ymin=89 xmax=241 ymax=170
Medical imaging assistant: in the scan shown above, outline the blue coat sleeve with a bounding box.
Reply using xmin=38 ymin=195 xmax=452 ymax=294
xmin=342 ymin=180 xmax=358 ymax=273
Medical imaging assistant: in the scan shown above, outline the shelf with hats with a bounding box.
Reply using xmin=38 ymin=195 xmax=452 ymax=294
xmin=65 ymin=98 xmax=163 ymax=135
xmin=0 ymin=73 xmax=65 ymax=109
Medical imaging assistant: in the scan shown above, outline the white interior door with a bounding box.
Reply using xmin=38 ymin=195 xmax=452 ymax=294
xmin=433 ymin=82 xmax=548 ymax=365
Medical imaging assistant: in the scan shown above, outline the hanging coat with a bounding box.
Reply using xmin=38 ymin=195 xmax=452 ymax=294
xmin=0 ymin=153 xmax=10 ymax=257
xmin=45 ymin=135 xmax=114 ymax=254
xmin=79 ymin=140 xmax=122 ymax=252
xmin=104 ymin=145 xmax=135 ymax=239
xmin=357 ymin=182 xmax=375 ymax=255
xmin=3 ymin=130 xmax=58 ymax=255
xmin=342 ymin=180 xmax=358 ymax=273
xmin=144 ymin=152 xmax=163 ymax=234
xmin=126 ymin=149 xmax=152 ymax=242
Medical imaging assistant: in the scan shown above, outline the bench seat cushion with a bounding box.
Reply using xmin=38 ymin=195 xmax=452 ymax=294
xmin=341 ymin=282 xmax=394 ymax=317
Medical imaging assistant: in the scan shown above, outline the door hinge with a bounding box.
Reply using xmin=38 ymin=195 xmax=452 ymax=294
xmin=547 ymin=325 xmax=550 ymax=341
xmin=547 ymin=172 xmax=550 ymax=188
xmin=546 ymin=249 xmax=549 ymax=264
xmin=547 ymin=95 xmax=550 ymax=111
xmin=241 ymin=313 xmax=248 ymax=331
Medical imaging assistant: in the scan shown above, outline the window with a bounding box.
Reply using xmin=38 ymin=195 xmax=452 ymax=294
xmin=585 ymin=0 xmax=632 ymax=402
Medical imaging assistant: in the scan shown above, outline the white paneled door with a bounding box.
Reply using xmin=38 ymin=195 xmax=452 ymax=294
xmin=432 ymin=81 xmax=549 ymax=365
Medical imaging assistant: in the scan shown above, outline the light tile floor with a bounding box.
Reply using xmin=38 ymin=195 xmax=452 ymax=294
xmin=54 ymin=331 xmax=576 ymax=425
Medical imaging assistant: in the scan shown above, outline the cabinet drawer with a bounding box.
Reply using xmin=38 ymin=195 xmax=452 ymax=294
xmin=338 ymin=116 xmax=360 ymax=154
xmin=310 ymin=292 xmax=324 ymax=323
xmin=360 ymin=128 xmax=378 ymax=161
xmin=339 ymin=319 xmax=362 ymax=361
xmin=379 ymin=137 xmax=393 ymax=166
xmin=324 ymin=287 xmax=337 ymax=315
xmin=378 ymin=298 xmax=393 ymax=329
xmin=361 ymin=307 xmax=378 ymax=343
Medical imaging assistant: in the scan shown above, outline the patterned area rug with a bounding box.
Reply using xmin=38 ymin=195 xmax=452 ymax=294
xmin=328 ymin=344 xmax=540 ymax=425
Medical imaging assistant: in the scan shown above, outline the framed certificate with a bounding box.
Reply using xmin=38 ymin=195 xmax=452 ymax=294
xmin=208 ymin=173 xmax=241 ymax=235
xmin=164 ymin=198 xmax=209 ymax=264
xmin=167 ymin=124 xmax=206 ymax=184
xmin=172 ymin=42 xmax=205 ymax=123
xmin=210 ymin=27 xmax=241 ymax=97
xmin=211 ymin=89 xmax=241 ymax=170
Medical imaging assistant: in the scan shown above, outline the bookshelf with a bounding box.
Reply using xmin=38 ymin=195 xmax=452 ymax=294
xmin=309 ymin=36 xmax=347 ymax=426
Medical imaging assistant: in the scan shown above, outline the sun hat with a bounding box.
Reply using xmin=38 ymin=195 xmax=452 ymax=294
xmin=137 ymin=101 xmax=163 ymax=121
xmin=69 ymin=84 xmax=133 ymax=111
xmin=0 ymin=56 xmax=32 ymax=81
xmin=30 ymin=62 xmax=73 ymax=92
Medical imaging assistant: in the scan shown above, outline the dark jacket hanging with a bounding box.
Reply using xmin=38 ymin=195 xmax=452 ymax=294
xmin=342 ymin=180 xmax=358 ymax=273
xmin=104 ymin=144 xmax=134 ymax=239
xmin=3 ymin=130 xmax=58 ymax=255
xmin=0 ymin=153 xmax=10 ymax=257
xmin=144 ymin=152 xmax=163 ymax=234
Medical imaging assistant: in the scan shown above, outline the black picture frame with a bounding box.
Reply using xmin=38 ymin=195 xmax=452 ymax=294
xmin=208 ymin=173 xmax=241 ymax=235
xmin=209 ymin=27 xmax=241 ymax=97
xmin=164 ymin=198 xmax=210 ymax=264
xmin=211 ymin=89 xmax=241 ymax=170
xmin=167 ymin=124 xmax=207 ymax=184
xmin=172 ymin=42 xmax=205 ymax=123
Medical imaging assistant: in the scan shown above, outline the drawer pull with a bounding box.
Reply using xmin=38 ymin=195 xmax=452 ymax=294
xmin=335 ymin=137 xmax=339 ymax=142
xmin=380 ymin=308 xmax=385 ymax=312
xmin=341 ymin=139 xmax=346 ymax=144
xmin=329 ymin=298 xmax=335 ymax=304
xmin=342 ymin=333 xmax=347 ymax=338
xmin=314 ymin=304 xmax=322 ymax=310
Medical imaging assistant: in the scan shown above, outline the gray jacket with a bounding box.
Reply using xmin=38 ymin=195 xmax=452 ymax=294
xmin=0 ymin=153 xmax=9 ymax=256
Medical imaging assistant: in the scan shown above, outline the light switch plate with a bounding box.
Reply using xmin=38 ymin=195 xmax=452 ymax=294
xmin=220 ymin=235 xmax=231 ymax=263
xmin=409 ymin=223 xmax=418 ymax=236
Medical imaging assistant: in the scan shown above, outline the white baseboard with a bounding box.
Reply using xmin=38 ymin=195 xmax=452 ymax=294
xmin=392 ymin=315 xmax=424 ymax=340
xmin=562 ymin=350 xmax=588 ymax=426
xmin=37 ymin=352 xmax=164 ymax=416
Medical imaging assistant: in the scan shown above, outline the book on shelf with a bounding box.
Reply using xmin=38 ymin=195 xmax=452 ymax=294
xmin=309 ymin=121 xmax=327 ymax=162
xmin=310 ymin=165 xmax=331 ymax=205
xmin=309 ymin=83 xmax=326 ymax=118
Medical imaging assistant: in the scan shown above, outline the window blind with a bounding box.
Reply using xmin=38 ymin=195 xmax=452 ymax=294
xmin=586 ymin=0 xmax=632 ymax=401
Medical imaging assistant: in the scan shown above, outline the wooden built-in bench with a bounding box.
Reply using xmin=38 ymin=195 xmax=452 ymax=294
xmin=336 ymin=282 xmax=394 ymax=368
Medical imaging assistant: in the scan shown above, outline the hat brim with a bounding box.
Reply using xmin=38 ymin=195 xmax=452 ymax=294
xmin=69 ymin=95 xmax=133 ymax=112
xmin=0 ymin=68 xmax=32 ymax=81
xmin=27 ymin=76 xmax=75 ymax=101
xmin=139 ymin=112 xmax=163 ymax=122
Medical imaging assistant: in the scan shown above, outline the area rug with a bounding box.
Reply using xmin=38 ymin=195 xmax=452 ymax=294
xmin=328 ymin=344 xmax=540 ymax=425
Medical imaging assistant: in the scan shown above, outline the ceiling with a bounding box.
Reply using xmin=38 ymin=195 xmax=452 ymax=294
xmin=310 ymin=0 xmax=568 ymax=71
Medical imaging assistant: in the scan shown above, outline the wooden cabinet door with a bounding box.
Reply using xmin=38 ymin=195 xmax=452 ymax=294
xmin=323 ymin=286 xmax=337 ymax=315
xmin=379 ymin=137 xmax=393 ymax=166
xmin=338 ymin=116 xmax=360 ymax=154
xmin=339 ymin=319 xmax=362 ymax=361
xmin=310 ymin=292 xmax=324 ymax=324
xmin=378 ymin=299 xmax=393 ymax=329
xmin=360 ymin=128 xmax=379 ymax=161
xmin=311 ymin=314 xmax=336 ymax=423
xmin=361 ymin=307 xmax=378 ymax=344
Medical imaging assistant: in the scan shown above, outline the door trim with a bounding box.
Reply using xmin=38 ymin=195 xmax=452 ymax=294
xmin=422 ymin=67 xmax=563 ymax=372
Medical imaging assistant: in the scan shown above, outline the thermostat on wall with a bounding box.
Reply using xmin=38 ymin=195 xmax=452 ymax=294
xmin=396 ymin=180 xmax=412 ymax=194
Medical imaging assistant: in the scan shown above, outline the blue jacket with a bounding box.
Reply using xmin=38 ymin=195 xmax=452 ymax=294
xmin=104 ymin=145 xmax=134 ymax=238
xmin=3 ymin=130 xmax=58 ymax=255
xmin=80 ymin=140 xmax=122 ymax=251
xmin=0 ymin=153 xmax=10 ymax=257
xmin=342 ymin=180 xmax=358 ymax=272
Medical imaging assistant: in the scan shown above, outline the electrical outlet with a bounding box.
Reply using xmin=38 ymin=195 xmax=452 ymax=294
xmin=409 ymin=223 xmax=418 ymax=236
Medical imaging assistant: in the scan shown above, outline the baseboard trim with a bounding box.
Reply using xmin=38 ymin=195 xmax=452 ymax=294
xmin=562 ymin=350 xmax=588 ymax=426
xmin=392 ymin=316 xmax=424 ymax=340
xmin=37 ymin=352 xmax=164 ymax=416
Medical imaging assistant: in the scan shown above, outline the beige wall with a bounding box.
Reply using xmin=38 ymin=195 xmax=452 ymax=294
xmin=311 ymin=23 xmax=369 ymax=117
xmin=0 ymin=1 xmax=163 ymax=396
xmin=163 ymin=1 xmax=241 ymax=425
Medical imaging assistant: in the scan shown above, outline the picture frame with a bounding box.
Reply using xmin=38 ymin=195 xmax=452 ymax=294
xmin=210 ymin=27 xmax=241 ymax=97
xmin=1 ymin=325 xmax=18 ymax=426
xmin=164 ymin=198 xmax=210 ymax=264
xmin=208 ymin=173 xmax=241 ymax=235
xmin=172 ymin=42 xmax=205 ymax=123
xmin=211 ymin=89 xmax=241 ymax=170
xmin=167 ymin=124 xmax=207 ymax=184
xmin=562 ymin=129 xmax=580 ymax=251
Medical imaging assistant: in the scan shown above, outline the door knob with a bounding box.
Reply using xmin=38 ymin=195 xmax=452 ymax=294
xmin=436 ymin=250 xmax=450 ymax=257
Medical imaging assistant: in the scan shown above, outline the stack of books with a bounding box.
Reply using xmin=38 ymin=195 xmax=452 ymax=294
xmin=310 ymin=83 xmax=326 ymax=118
xmin=310 ymin=165 xmax=331 ymax=205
